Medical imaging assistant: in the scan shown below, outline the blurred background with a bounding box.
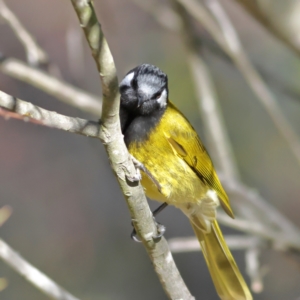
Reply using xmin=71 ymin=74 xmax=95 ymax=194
xmin=1 ymin=0 xmax=300 ymax=299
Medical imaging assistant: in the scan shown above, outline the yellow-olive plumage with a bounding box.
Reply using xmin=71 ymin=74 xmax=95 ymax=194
xmin=120 ymin=64 xmax=252 ymax=300
xmin=128 ymin=102 xmax=252 ymax=300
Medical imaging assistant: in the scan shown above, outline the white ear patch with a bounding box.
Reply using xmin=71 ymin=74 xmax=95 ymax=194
xmin=157 ymin=88 xmax=167 ymax=108
xmin=120 ymin=72 xmax=134 ymax=88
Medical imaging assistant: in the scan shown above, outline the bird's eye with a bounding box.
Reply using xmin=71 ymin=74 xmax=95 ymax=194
xmin=120 ymin=85 xmax=129 ymax=93
xmin=154 ymin=92 xmax=162 ymax=100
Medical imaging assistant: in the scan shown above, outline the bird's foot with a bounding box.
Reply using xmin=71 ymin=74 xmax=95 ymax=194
xmin=130 ymin=155 xmax=162 ymax=192
xmin=131 ymin=217 xmax=166 ymax=243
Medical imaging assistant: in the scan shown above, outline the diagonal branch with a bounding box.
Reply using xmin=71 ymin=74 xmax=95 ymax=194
xmin=233 ymin=0 xmax=300 ymax=58
xmin=219 ymin=176 xmax=300 ymax=247
xmin=0 ymin=238 xmax=80 ymax=300
xmin=0 ymin=0 xmax=48 ymax=66
xmin=0 ymin=55 xmax=102 ymax=115
xmin=168 ymin=235 xmax=263 ymax=253
xmin=70 ymin=1 xmax=194 ymax=299
xmin=0 ymin=90 xmax=101 ymax=137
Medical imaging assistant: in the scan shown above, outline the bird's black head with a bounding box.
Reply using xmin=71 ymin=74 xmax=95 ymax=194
xmin=119 ymin=64 xmax=168 ymax=116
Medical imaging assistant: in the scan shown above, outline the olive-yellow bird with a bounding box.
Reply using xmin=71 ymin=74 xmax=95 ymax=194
xmin=119 ymin=64 xmax=252 ymax=300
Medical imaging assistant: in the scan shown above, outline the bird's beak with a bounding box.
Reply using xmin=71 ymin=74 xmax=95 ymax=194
xmin=137 ymin=97 xmax=142 ymax=108
xmin=137 ymin=93 xmax=149 ymax=108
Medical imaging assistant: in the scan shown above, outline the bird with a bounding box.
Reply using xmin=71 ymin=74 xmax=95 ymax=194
xmin=119 ymin=63 xmax=252 ymax=300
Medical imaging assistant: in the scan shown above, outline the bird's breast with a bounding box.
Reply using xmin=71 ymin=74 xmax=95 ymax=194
xmin=127 ymin=109 xmax=208 ymax=205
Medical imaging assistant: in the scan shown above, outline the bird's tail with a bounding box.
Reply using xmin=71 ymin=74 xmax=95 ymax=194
xmin=190 ymin=217 xmax=253 ymax=300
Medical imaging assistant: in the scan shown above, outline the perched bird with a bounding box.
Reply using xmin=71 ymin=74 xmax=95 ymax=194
xmin=119 ymin=64 xmax=252 ymax=300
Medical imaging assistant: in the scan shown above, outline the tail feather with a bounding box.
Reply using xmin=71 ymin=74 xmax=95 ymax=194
xmin=190 ymin=217 xmax=252 ymax=300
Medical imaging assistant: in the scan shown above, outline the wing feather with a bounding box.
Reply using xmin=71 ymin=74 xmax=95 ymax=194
xmin=165 ymin=102 xmax=234 ymax=218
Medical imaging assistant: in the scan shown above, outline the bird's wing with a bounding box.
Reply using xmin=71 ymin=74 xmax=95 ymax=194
xmin=164 ymin=104 xmax=234 ymax=218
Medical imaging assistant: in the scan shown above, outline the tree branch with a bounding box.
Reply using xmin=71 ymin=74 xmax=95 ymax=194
xmin=219 ymin=176 xmax=300 ymax=249
xmin=245 ymin=245 xmax=266 ymax=293
xmin=70 ymin=1 xmax=194 ymax=299
xmin=0 ymin=0 xmax=48 ymax=66
xmin=0 ymin=90 xmax=101 ymax=137
xmin=0 ymin=55 xmax=102 ymax=115
xmin=169 ymin=235 xmax=263 ymax=253
xmin=0 ymin=207 xmax=80 ymax=299
xmin=0 ymin=238 xmax=81 ymax=300
xmin=233 ymin=0 xmax=300 ymax=58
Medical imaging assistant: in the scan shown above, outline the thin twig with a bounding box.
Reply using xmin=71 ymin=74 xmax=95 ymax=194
xmin=219 ymin=176 xmax=300 ymax=247
xmin=0 ymin=239 xmax=80 ymax=300
xmin=177 ymin=0 xmax=300 ymax=168
xmin=0 ymin=0 xmax=48 ymax=65
xmin=217 ymin=212 xmax=280 ymax=242
xmin=245 ymin=245 xmax=266 ymax=293
xmin=189 ymin=57 xmax=241 ymax=178
xmin=232 ymin=0 xmax=300 ymax=58
xmin=0 ymin=56 xmax=102 ymax=115
xmin=168 ymin=235 xmax=262 ymax=253
xmin=70 ymin=1 xmax=194 ymax=299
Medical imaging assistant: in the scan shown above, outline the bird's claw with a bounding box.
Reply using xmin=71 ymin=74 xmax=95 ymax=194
xmin=131 ymin=228 xmax=142 ymax=242
xmin=152 ymin=219 xmax=166 ymax=241
xmin=130 ymin=155 xmax=162 ymax=192
xmin=130 ymin=218 xmax=166 ymax=243
xmin=127 ymin=168 xmax=142 ymax=182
